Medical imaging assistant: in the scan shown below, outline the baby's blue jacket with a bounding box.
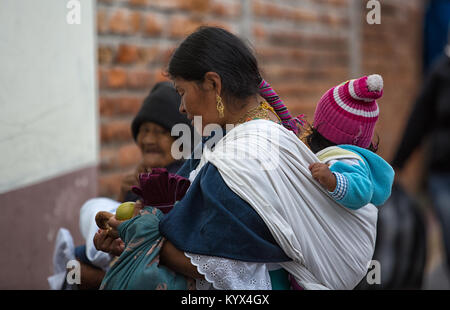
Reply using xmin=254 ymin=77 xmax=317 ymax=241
xmin=326 ymin=145 xmax=395 ymax=210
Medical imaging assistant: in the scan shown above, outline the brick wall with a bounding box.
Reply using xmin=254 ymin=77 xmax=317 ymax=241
xmin=96 ymin=0 xmax=424 ymax=199
xmin=359 ymin=0 xmax=424 ymax=191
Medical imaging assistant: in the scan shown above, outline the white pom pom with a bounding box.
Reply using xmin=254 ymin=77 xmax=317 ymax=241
xmin=367 ymin=74 xmax=383 ymax=92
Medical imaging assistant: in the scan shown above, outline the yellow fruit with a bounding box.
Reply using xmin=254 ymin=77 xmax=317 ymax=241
xmin=115 ymin=201 xmax=135 ymax=220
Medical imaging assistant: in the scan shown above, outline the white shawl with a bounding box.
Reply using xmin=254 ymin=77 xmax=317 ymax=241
xmin=192 ymin=119 xmax=378 ymax=290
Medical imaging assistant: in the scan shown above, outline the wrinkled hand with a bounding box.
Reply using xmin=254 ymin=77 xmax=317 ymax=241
xmin=118 ymin=163 xmax=149 ymax=202
xmin=309 ymin=162 xmax=337 ymax=192
xmin=93 ymin=200 xmax=145 ymax=256
xmin=93 ymin=229 xmax=125 ymax=257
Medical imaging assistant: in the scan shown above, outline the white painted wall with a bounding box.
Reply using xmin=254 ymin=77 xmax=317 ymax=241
xmin=0 ymin=0 xmax=98 ymax=194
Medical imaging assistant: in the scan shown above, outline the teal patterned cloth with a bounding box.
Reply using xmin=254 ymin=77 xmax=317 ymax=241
xmin=100 ymin=207 xmax=194 ymax=290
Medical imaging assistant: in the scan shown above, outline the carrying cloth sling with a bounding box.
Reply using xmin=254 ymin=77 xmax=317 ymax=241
xmin=100 ymin=207 xmax=193 ymax=290
xmin=193 ymin=119 xmax=378 ymax=290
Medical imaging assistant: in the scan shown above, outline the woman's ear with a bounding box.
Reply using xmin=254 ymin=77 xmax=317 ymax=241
xmin=203 ymin=72 xmax=222 ymax=96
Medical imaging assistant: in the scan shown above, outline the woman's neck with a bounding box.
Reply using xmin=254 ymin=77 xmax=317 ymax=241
xmin=223 ymin=96 xmax=260 ymax=126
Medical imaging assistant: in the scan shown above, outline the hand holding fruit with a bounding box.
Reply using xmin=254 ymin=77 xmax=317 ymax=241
xmin=95 ymin=201 xmax=143 ymax=238
xmin=94 ymin=201 xmax=144 ymax=256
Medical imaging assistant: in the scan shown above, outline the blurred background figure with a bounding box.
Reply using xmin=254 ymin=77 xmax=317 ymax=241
xmin=392 ymin=4 xmax=450 ymax=288
xmin=423 ymin=0 xmax=450 ymax=73
xmin=356 ymin=0 xmax=450 ymax=290
xmin=48 ymin=81 xmax=193 ymax=290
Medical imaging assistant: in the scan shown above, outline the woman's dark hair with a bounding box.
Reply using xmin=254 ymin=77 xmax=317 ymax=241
xmin=305 ymin=124 xmax=379 ymax=154
xmin=168 ymin=26 xmax=261 ymax=106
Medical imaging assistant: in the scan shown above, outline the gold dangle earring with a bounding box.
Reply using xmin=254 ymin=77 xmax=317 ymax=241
xmin=216 ymin=94 xmax=225 ymax=118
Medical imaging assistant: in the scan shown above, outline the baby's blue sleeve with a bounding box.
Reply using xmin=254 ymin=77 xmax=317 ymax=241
xmin=328 ymin=161 xmax=373 ymax=210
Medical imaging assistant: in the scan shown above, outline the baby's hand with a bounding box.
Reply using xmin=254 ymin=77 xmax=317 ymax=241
xmin=309 ymin=163 xmax=337 ymax=192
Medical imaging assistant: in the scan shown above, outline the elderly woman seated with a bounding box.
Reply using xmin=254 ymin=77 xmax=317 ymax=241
xmin=49 ymin=81 xmax=193 ymax=289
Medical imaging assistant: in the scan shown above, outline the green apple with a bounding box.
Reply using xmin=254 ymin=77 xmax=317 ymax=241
xmin=115 ymin=201 xmax=136 ymax=220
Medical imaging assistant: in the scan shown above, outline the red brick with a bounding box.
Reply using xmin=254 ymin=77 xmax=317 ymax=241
xmin=143 ymin=13 xmax=164 ymax=37
xmin=253 ymin=25 xmax=266 ymax=41
xmin=128 ymin=0 xmax=148 ymax=7
xmin=319 ymin=13 xmax=348 ymax=27
xmin=101 ymin=119 xmax=133 ymax=143
xmin=99 ymin=97 xmax=114 ymax=117
xmin=279 ymin=97 xmax=316 ymax=117
xmin=129 ymin=11 xmax=142 ymax=34
xmin=108 ymin=9 xmax=130 ymax=35
xmin=116 ymin=44 xmax=139 ymax=64
xmin=137 ymin=46 xmax=161 ymax=65
xmin=314 ymin=0 xmax=349 ymax=7
xmin=150 ymin=0 xmax=179 ymax=10
xmin=127 ymin=70 xmax=153 ymax=89
xmin=153 ymin=70 xmax=170 ymax=83
xmin=98 ymin=45 xmax=115 ymax=65
xmin=168 ymin=15 xmax=203 ymax=39
xmin=160 ymin=45 xmax=176 ymax=65
xmin=100 ymin=96 xmax=143 ymax=117
xmin=210 ymin=2 xmax=227 ymax=16
xmin=177 ymin=0 xmax=211 ymax=13
xmin=205 ymin=20 xmax=233 ymax=33
xmin=117 ymin=96 xmax=143 ymax=115
xmin=97 ymin=9 xmax=108 ymax=34
xmin=98 ymin=68 xmax=107 ymax=90
xmin=264 ymin=3 xmax=288 ymax=19
xmin=106 ymin=67 xmax=127 ymax=89
xmin=262 ymin=64 xmax=309 ymax=80
xmin=256 ymin=46 xmax=289 ymax=62
xmin=95 ymin=0 xmax=423 ymax=195
xmin=291 ymin=9 xmax=319 ymax=23
xmin=253 ymin=2 xmax=291 ymax=19
xmin=210 ymin=1 xmax=241 ymax=17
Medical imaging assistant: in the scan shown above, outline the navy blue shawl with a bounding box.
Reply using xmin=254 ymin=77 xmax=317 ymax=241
xmin=159 ymin=155 xmax=290 ymax=262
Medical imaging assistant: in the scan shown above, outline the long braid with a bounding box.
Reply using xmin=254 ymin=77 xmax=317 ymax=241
xmin=258 ymin=79 xmax=305 ymax=135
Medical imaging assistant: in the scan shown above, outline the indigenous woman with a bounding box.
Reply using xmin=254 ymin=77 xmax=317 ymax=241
xmin=96 ymin=26 xmax=378 ymax=290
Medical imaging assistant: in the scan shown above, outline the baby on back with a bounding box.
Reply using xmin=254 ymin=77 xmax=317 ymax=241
xmin=260 ymin=74 xmax=394 ymax=210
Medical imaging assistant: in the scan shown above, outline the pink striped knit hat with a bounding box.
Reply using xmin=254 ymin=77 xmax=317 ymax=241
xmin=313 ymin=74 xmax=383 ymax=148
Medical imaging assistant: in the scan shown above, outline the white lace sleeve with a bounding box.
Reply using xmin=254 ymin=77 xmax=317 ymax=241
xmin=185 ymin=252 xmax=272 ymax=290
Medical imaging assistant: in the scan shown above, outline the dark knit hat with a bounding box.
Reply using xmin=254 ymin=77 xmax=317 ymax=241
xmin=131 ymin=81 xmax=192 ymax=141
